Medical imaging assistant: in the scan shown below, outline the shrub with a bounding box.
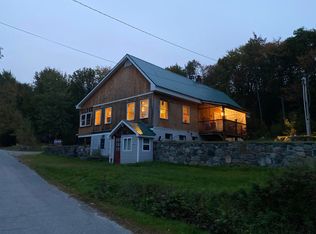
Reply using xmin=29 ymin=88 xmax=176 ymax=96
xmin=98 ymin=167 xmax=316 ymax=233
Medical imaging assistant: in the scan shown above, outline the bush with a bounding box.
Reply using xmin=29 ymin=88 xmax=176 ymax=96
xmin=98 ymin=167 xmax=316 ymax=233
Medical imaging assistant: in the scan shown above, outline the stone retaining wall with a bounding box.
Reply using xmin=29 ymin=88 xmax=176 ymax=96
xmin=154 ymin=141 xmax=316 ymax=167
xmin=45 ymin=145 xmax=90 ymax=157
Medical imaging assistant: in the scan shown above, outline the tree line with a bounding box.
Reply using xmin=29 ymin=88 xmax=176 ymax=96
xmin=0 ymin=27 xmax=315 ymax=146
xmin=0 ymin=67 xmax=110 ymax=146
xmin=169 ymin=28 xmax=316 ymax=138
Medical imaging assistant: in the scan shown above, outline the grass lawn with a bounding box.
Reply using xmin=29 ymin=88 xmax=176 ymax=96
xmin=20 ymin=154 xmax=282 ymax=233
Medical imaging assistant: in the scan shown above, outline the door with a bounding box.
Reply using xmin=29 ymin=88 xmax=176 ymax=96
xmin=114 ymin=136 xmax=121 ymax=164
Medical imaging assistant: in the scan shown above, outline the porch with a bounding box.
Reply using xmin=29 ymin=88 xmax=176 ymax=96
xmin=198 ymin=104 xmax=247 ymax=138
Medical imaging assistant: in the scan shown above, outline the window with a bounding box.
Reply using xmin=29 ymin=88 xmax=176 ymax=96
xmin=123 ymin=137 xmax=132 ymax=151
xmin=140 ymin=99 xmax=149 ymax=119
xmin=165 ymin=133 xmax=173 ymax=140
xmin=80 ymin=112 xmax=92 ymax=127
xmin=100 ymin=136 xmax=105 ymax=149
xmin=192 ymin=136 xmax=198 ymax=141
xmin=105 ymin=107 xmax=112 ymax=124
xmin=179 ymin=135 xmax=186 ymax=141
xmin=182 ymin=105 xmax=190 ymax=123
xmin=127 ymin=102 xmax=135 ymax=121
xmin=94 ymin=109 xmax=102 ymax=125
xmin=160 ymin=100 xmax=168 ymax=119
xmin=142 ymin=138 xmax=150 ymax=151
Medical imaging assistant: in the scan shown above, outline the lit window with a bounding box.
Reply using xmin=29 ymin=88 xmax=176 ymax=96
xmin=123 ymin=137 xmax=132 ymax=151
xmin=160 ymin=100 xmax=168 ymax=119
xmin=94 ymin=109 xmax=102 ymax=126
xmin=80 ymin=112 xmax=92 ymax=127
xmin=127 ymin=102 xmax=135 ymax=121
xmin=105 ymin=107 xmax=112 ymax=124
xmin=140 ymin=99 xmax=149 ymax=119
xmin=182 ymin=105 xmax=190 ymax=123
xmin=142 ymin=138 xmax=150 ymax=151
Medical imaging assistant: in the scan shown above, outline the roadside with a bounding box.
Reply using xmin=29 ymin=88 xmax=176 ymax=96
xmin=0 ymin=150 xmax=131 ymax=234
xmin=20 ymin=153 xmax=282 ymax=233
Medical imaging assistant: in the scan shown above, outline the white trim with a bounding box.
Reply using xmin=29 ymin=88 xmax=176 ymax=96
xmin=136 ymin=138 xmax=140 ymax=162
xmin=76 ymin=55 xmax=156 ymax=109
xmin=78 ymin=132 xmax=109 ymax=138
xmin=142 ymin=138 xmax=150 ymax=151
xmin=155 ymin=87 xmax=201 ymax=103
xmin=126 ymin=55 xmax=156 ymax=90
xmin=93 ymin=92 xmax=153 ymax=108
xmin=109 ymin=120 xmax=139 ymax=137
xmin=139 ymin=98 xmax=149 ymax=119
xmin=122 ymin=137 xmax=132 ymax=151
xmin=79 ymin=112 xmax=92 ymax=127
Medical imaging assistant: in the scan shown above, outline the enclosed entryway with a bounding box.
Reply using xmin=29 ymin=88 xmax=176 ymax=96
xmin=109 ymin=120 xmax=155 ymax=164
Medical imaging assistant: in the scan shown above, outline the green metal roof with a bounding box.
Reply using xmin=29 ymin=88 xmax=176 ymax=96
xmin=127 ymin=54 xmax=241 ymax=109
xmin=126 ymin=121 xmax=156 ymax=137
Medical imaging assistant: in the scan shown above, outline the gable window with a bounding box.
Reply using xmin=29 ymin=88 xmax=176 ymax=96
xmin=127 ymin=102 xmax=135 ymax=121
xmin=165 ymin=133 xmax=173 ymax=140
xmin=105 ymin=107 xmax=112 ymax=124
xmin=123 ymin=137 xmax=132 ymax=151
xmin=94 ymin=109 xmax=102 ymax=126
xmin=182 ymin=105 xmax=190 ymax=124
xmin=140 ymin=99 xmax=149 ymax=119
xmin=179 ymin=135 xmax=186 ymax=141
xmin=160 ymin=100 xmax=168 ymax=119
xmin=142 ymin=138 xmax=150 ymax=151
xmin=80 ymin=112 xmax=92 ymax=127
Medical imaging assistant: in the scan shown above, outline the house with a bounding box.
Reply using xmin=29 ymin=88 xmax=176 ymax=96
xmin=76 ymin=54 xmax=246 ymax=164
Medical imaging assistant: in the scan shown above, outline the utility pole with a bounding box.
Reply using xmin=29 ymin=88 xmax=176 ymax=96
xmin=302 ymin=77 xmax=311 ymax=136
xmin=0 ymin=47 xmax=3 ymax=59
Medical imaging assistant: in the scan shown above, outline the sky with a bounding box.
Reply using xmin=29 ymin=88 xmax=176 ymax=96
xmin=0 ymin=0 xmax=315 ymax=83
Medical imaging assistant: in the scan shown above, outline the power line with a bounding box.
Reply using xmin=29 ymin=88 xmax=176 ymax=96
xmin=71 ymin=0 xmax=217 ymax=62
xmin=0 ymin=21 xmax=116 ymax=64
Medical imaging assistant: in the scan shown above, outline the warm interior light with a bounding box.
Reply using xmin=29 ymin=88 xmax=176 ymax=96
xmin=224 ymin=108 xmax=246 ymax=124
xmin=105 ymin=107 xmax=112 ymax=124
xmin=160 ymin=100 xmax=168 ymax=119
xmin=182 ymin=105 xmax=190 ymax=123
xmin=127 ymin=102 xmax=135 ymax=121
xmin=94 ymin=109 xmax=102 ymax=125
xmin=140 ymin=99 xmax=149 ymax=119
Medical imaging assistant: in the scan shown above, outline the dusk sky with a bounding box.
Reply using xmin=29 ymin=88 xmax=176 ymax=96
xmin=1 ymin=0 xmax=315 ymax=83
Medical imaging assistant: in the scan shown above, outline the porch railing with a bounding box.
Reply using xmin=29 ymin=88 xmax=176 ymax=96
xmin=199 ymin=119 xmax=246 ymax=136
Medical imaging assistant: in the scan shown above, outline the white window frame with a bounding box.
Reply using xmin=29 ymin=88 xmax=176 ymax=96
xmin=142 ymin=138 xmax=150 ymax=151
xmin=139 ymin=99 xmax=149 ymax=119
xmin=126 ymin=102 xmax=135 ymax=121
xmin=104 ymin=107 xmax=112 ymax=124
xmin=122 ymin=137 xmax=132 ymax=151
xmin=80 ymin=112 xmax=92 ymax=127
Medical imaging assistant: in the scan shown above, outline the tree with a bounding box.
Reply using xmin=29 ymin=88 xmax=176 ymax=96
xmin=32 ymin=68 xmax=73 ymax=143
xmin=166 ymin=64 xmax=187 ymax=77
xmin=204 ymin=28 xmax=316 ymax=138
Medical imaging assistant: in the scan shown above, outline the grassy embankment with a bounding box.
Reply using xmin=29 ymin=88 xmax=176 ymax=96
xmin=21 ymin=154 xmax=281 ymax=233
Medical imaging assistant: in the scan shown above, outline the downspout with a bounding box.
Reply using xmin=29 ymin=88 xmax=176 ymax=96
xmin=136 ymin=137 xmax=140 ymax=163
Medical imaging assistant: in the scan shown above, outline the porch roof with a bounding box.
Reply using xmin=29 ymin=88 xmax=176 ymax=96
xmin=109 ymin=120 xmax=155 ymax=138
